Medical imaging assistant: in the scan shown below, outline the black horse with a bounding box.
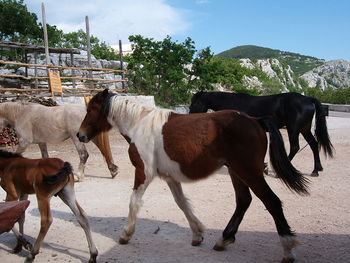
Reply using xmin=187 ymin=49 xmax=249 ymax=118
xmin=189 ymin=91 xmax=334 ymax=176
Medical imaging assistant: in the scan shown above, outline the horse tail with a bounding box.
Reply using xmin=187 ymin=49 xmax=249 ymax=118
xmin=310 ymin=98 xmax=334 ymax=158
xmin=42 ymin=162 xmax=73 ymax=185
xmin=258 ymin=118 xmax=309 ymax=195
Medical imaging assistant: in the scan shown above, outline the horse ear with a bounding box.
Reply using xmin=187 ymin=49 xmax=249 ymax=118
xmin=102 ymin=89 xmax=109 ymax=97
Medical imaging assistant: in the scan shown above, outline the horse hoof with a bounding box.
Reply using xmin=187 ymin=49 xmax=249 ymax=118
xmin=110 ymin=166 xmax=119 ymax=179
xmin=191 ymin=239 xmax=202 ymax=246
xmin=88 ymin=254 xmax=98 ymax=263
xmin=24 ymin=242 xmax=33 ymax=251
xmin=281 ymin=256 xmax=295 ymax=263
xmin=13 ymin=245 xmax=22 ymax=254
xmin=310 ymin=172 xmax=319 ymax=177
xmin=25 ymin=254 xmax=35 ymax=263
xmin=111 ymin=171 xmax=118 ymax=179
xmin=213 ymin=244 xmax=225 ymax=251
xmin=119 ymin=237 xmax=129 ymax=245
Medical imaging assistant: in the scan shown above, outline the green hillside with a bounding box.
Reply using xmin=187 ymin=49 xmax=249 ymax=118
xmin=216 ymin=45 xmax=325 ymax=75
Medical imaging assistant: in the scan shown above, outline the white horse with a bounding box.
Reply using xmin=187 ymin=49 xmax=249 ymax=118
xmin=0 ymin=101 xmax=118 ymax=181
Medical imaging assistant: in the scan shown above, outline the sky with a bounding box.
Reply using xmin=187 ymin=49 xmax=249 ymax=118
xmin=24 ymin=0 xmax=350 ymax=61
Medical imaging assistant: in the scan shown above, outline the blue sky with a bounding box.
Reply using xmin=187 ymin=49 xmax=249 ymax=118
xmin=24 ymin=0 xmax=350 ymax=61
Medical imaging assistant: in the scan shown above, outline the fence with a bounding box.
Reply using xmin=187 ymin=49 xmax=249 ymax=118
xmin=0 ymin=59 xmax=128 ymax=98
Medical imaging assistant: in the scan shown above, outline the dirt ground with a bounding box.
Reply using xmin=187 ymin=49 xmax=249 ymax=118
xmin=0 ymin=114 xmax=349 ymax=263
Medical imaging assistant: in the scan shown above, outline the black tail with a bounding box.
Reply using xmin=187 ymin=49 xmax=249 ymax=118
xmin=42 ymin=162 xmax=73 ymax=185
xmin=311 ymin=98 xmax=334 ymax=158
xmin=258 ymin=118 xmax=309 ymax=195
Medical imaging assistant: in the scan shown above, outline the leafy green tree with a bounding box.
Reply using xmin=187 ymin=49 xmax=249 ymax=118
xmin=61 ymin=29 xmax=118 ymax=60
xmin=45 ymin=24 xmax=65 ymax=47
xmin=126 ymin=35 xmax=216 ymax=106
xmin=0 ymin=0 xmax=41 ymax=42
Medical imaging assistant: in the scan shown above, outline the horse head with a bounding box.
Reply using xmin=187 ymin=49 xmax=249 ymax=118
xmin=77 ymin=89 xmax=112 ymax=143
xmin=189 ymin=91 xmax=208 ymax=113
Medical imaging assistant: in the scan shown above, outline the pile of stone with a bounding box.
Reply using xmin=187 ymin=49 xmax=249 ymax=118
xmin=0 ymin=127 xmax=18 ymax=147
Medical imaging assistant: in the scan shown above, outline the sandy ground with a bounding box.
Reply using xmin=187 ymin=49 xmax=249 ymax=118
xmin=0 ymin=114 xmax=349 ymax=263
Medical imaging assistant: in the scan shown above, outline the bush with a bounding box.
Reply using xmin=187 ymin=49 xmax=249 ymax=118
xmin=305 ymin=87 xmax=350 ymax=104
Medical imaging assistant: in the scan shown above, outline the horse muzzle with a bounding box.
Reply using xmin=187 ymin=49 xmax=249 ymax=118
xmin=76 ymin=132 xmax=90 ymax=143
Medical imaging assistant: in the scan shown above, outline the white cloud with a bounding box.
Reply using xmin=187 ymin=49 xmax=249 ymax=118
xmin=24 ymin=0 xmax=191 ymax=45
xmin=196 ymin=0 xmax=210 ymax=4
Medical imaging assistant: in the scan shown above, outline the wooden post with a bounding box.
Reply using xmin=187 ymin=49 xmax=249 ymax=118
xmin=41 ymin=3 xmax=50 ymax=65
xmin=34 ymin=52 xmax=38 ymax=89
xmin=23 ymin=49 xmax=28 ymax=77
xmin=41 ymin=2 xmax=52 ymax=95
xmin=70 ymin=52 xmax=76 ymax=88
xmin=119 ymin=40 xmax=125 ymax=89
xmin=85 ymin=16 xmax=93 ymax=89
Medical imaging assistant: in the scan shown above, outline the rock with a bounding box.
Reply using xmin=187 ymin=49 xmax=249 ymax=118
xmin=301 ymin=59 xmax=350 ymax=90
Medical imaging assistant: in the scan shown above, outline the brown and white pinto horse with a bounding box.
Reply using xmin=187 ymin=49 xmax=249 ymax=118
xmin=0 ymin=150 xmax=98 ymax=263
xmin=77 ymin=89 xmax=309 ymax=263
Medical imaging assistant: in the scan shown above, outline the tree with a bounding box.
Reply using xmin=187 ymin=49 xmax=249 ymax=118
xmin=0 ymin=0 xmax=41 ymax=42
xmin=61 ymin=29 xmax=118 ymax=60
xmin=126 ymin=35 xmax=216 ymax=106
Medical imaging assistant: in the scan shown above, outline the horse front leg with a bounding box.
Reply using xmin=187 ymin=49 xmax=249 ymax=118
xmin=4 ymin=189 xmax=32 ymax=253
xmin=119 ymin=143 xmax=153 ymax=244
xmin=13 ymin=195 xmax=32 ymax=253
xmin=166 ymin=178 xmax=204 ymax=246
xmin=38 ymin=143 xmax=49 ymax=158
xmin=71 ymin=137 xmax=89 ymax=181
xmin=91 ymin=131 xmax=118 ymax=178
xmin=58 ymin=183 xmax=98 ymax=263
xmin=119 ymin=178 xmax=152 ymax=245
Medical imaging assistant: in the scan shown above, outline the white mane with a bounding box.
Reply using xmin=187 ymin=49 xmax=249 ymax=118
xmin=108 ymin=96 xmax=172 ymax=136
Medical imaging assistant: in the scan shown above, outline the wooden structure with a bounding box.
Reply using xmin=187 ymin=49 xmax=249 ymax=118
xmin=0 ymin=41 xmax=128 ymax=98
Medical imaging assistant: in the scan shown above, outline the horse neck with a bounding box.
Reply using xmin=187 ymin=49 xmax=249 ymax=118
xmin=109 ymin=97 xmax=172 ymax=137
xmin=0 ymin=103 xmax=23 ymax=124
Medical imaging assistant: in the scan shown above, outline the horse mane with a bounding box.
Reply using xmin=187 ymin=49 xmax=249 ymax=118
xmin=109 ymin=95 xmax=172 ymax=133
xmin=0 ymin=149 xmax=23 ymax=158
xmin=0 ymin=101 xmax=34 ymax=121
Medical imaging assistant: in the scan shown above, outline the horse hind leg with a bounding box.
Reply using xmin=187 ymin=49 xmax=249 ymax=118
xmin=91 ymin=132 xmax=119 ymax=179
xmin=214 ymin=169 xmax=252 ymax=251
xmin=25 ymin=197 xmax=53 ymax=262
xmin=248 ymin=176 xmax=298 ymax=262
xmin=302 ymin=130 xmax=323 ymax=177
xmin=286 ymin=127 xmax=300 ymax=162
xmin=166 ymin=178 xmax=204 ymax=246
xmin=58 ymin=184 xmax=98 ymax=263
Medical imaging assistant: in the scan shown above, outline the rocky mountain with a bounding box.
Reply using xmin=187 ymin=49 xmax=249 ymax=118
xmin=301 ymin=59 xmax=350 ymax=90
xmin=238 ymin=58 xmax=299 ymax=91
xmin=217 ymin=45 xmax=350 ymax=91
xmin=217 ymin=45 xmax=325 ymax=75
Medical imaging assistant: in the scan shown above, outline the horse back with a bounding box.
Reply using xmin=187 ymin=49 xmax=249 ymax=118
xmin=161 ymin=110 xmax=267 ymax=180
xmin=209 ymin=92 xmax=315 ymax=127
xmin=0 ymin=157 xmax=66 ymax=196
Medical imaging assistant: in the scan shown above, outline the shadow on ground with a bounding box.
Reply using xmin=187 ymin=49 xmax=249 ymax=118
xmin=1 ymin=208 xmax=348 ymax=263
